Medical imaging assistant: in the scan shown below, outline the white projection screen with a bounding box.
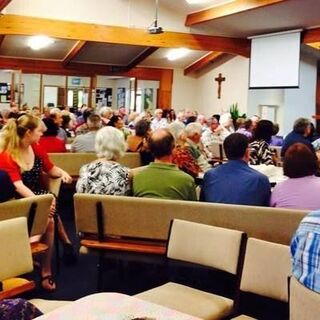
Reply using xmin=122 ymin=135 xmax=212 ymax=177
xmin=249 ymin=31 xmax=301 ymax=89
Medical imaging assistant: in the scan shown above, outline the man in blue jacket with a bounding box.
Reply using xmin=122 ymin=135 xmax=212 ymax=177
xmin=200 ymin=133 xmax=270 ymax=206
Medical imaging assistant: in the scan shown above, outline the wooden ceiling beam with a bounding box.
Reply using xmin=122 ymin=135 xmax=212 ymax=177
xmin=303 ymin=28 xmax=320 ymax=45
xmin=124 ymin=47 xmax=159 ymax=71
xmin=184 ymin=51 xmax=226 ymax=75
xmin=0 ymin=14 xmax=250 ymax=57
xmin=0 ymin=0 xmax=11 ymax=12
xmin=185 ymin=0 xmax=289 ymax=26
xmin=63 ymin=40 xmax=86 ymax=67
xmin=0 ymin=56 xmax=171 ymax=80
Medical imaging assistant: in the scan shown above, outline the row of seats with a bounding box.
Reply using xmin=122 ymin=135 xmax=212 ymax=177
xmin=134 ymin=219 xmax=317 ymax=320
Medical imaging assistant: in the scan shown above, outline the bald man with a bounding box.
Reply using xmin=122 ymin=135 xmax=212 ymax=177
xmin=133 ymin=129 xmax=197 ymax=201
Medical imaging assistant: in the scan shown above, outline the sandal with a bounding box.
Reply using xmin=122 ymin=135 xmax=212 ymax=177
xmin=41 ymin=275 xmax=56 ymax=292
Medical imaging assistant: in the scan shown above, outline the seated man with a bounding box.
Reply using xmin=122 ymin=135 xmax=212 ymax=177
xmin=71 ymin=114 xmax=102 ymax=152
xmin=281 ymin=118 xmax=315 ymax=157
xmin=184 ymin=122 xmax=211 ymax=172
xmin=200 ymin=133 xmax=270 ymax=206
xmin=291 ymin=210 xmax=320 ymax=293
xmin=133 ymin=128 xmax=197 ymax=201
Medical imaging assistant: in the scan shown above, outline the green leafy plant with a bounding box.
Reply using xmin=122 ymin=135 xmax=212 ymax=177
xmin=229 ymin=103 xmax=246 ymax=121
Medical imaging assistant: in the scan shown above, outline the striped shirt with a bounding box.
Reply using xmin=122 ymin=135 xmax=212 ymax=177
xmin=291 ymin=210 xmax=320 ymax=293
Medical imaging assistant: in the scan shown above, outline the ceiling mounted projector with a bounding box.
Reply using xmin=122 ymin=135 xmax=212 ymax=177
xmin=148 ymin=0 xmax=164 ymax=34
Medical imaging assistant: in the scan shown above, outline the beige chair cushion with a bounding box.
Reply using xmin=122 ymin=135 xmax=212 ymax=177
xmin=29 ymin=299 xmax=71 ymax=314
xmin=2 ymin=278 xmax=30 ymax=290
xmin=136 ymin=282 xmax=233 ymax=320
xmin=289 ymin=276 xmax=320 ymax=320
xmin=168 ymin=219 xmax=244 ymax=274
xmin=240 ymin=238 xmax=291 ymax=302
xmin=231 ymin=315 xmax=256 ymax=320
xmin=0 ymin=217 xmax=33 ymax=281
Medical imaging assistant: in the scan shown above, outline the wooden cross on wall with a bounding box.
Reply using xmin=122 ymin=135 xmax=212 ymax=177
xmin=215 ymin=73 xmax=226 ymax=99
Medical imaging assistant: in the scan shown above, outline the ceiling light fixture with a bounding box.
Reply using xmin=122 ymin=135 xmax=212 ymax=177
xmin=166 ymin=48 xmax=190 ymax=61
xmin=186 ymin=0 xmax=235 ymax=6
xmin=27 ymin=35 xmax=54 ymax=50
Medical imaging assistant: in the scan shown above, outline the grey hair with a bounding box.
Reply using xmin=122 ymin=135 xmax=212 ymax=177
xmin=49 ymin=107 xmax=62 ymax=116
xmin=167 ymin=122 xmax=185 ymax=141
xmin=95 ymin=126 xmax=127 ymax=160
xmin=99 ymin=106 xmax=113 ymax=118
xmin=184 ymin=122 xmax=202 ymax=138
xmin=293 ymin=118 xmax=311 ymax=134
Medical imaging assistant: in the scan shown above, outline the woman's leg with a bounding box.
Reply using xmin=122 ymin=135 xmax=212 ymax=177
xmin=40 ymin=216 xmax=56 ymax=291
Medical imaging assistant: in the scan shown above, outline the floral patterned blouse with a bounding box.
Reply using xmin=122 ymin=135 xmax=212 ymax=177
xmin=76 ymin=161 xmax=131 ymax=195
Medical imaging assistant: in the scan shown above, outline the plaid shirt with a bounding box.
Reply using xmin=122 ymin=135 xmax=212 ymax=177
xmin=291 ymin=210 xmax=320 ymax=293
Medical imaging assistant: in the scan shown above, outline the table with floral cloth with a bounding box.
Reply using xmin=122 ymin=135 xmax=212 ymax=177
xmin=36 ymin=292 xmax=201 ymax=320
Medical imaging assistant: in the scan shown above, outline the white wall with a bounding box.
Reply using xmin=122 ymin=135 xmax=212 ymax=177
xmin=21 ymin=73 xmax=40 ymax=107
xmin=171 ymin=56 xmax=249 ymax=116
xmin=194 ymin=56 xmax=249 ymax=117
xmin=171 ymin=53 xmax=317 ymax=136
xmin=172 ymin=68 xmax=197 ymax=111
xmin=282 ymin=55 xmax=317 ymax=135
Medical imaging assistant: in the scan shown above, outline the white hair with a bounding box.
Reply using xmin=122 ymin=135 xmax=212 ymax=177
xmin=95 ymin=127 xmax=126 ymax=160
xmin=167 ymin=122 xmax=185 ymax=141
xmin=184 ymin=122 xmax=202 ymax=138
xmin=220 ymin=113 xmax=232 ymax=126
xmin=99 ymin=106 xmax=113 ymax=118
xmin=49 ymin=107 xmax=62 ymax=116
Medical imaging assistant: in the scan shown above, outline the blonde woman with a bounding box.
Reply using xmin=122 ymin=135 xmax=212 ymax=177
xmin=0 ymin=114 xmax=73 ymax=291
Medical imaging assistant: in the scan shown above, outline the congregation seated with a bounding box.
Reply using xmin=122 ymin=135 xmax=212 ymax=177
xmin=0 ymin=114 xmax=74 ymax=291
xmin=150 ymin=108 xmax=168 ymax=131
xmin=200 ymin=133 xmax=271 ymax=206
xmin=291 ymin=210 xmax=320 ymax=293
xmin=281 ymin=117 xmax=315 ymax=157
xmin=218 ymin=112 xmax=234 ymax=140
xmin=184 ymin=122 xmax=211 ymax=172
xmin=49 ymin=107 xmax=68 ymax=143
xmin=126 ymin=119 xmax=151 ymax=152
xmin=270 ymin=143 xmax=320 ymax=210
xmin=39 ymin=117 xmax=66 ymax=153
xmin=71 ymin=114 xmax=102 ymax=153
xmin=133 ymin=128 xmax=197 ymax=201
xmin=76 ymin=126 xmax=131 ymax=195
xmin=168 ymin=122 xmax=200 ymax=178
xmin=107 ymin=115 xmax=131 ymax=140
xmin=236 ymin=118 xmax=253 ymax=141
xmin=201 ymin=116 xmax=222 ymax=159
xmin=249 ymin=119 xmax=277 ymax=165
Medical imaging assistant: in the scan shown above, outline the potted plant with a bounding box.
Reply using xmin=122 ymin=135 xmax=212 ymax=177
xmin=229 ymin=103 xmax=246 ymax=127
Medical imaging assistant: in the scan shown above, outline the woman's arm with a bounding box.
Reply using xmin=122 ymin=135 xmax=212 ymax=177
xmin=47 ymin=166 xmax=72 ymax=184
xmin=14 ymin=180 xmax=35 ymax=197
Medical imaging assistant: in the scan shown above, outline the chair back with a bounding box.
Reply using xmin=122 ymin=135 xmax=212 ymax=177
xmin=289 ymin=276 xmax=320 ymax=320
xmin=0 ymin=217 xmax=33 ymax=281
xmin=167 ymin=219 xmax=245 ymax=275
xmin=240 ymin=238 xmax=291 ymax=302
xmin=0 ymin=194 xmax=53 ymax=236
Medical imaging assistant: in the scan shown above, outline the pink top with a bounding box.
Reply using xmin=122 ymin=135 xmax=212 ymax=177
xmin=270 ymin=175 xmax=320 ymax=210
